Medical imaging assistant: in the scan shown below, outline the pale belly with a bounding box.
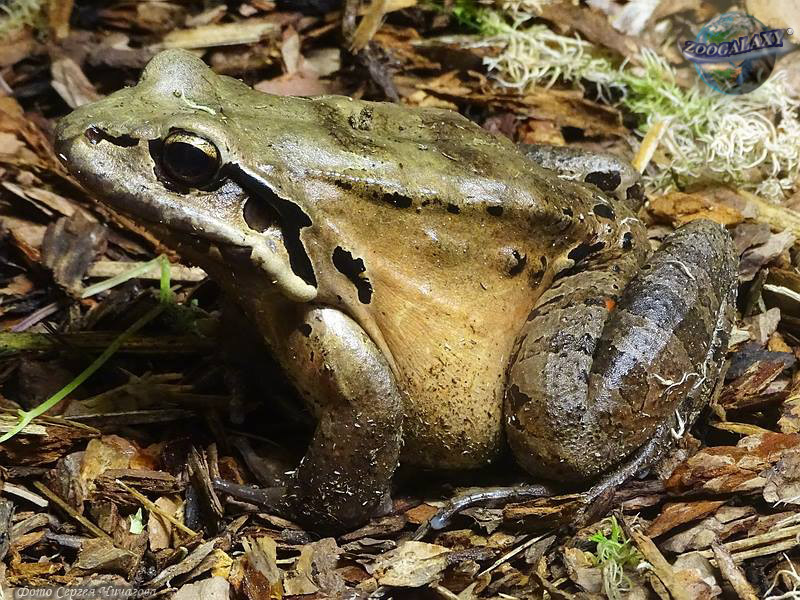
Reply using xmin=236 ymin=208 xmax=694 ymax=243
xmin=396 ymin=344 xmax=508 ymax=469
xmin=374 ymin=285 xmax=531 ymax=470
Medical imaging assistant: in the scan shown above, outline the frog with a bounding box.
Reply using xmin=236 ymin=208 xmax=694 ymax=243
xmin=55 ymin=49 xmax=738 ymax=532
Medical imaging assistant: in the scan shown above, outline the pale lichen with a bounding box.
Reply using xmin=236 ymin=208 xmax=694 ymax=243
xmin=0 ymin=0 xmax=46 ymax=41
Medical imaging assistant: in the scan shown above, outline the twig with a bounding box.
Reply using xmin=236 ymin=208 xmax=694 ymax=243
xmin=32 ymin=481 xmax=114 ymax=544
xmin=115 ymin=479 xmax=198 ymax=537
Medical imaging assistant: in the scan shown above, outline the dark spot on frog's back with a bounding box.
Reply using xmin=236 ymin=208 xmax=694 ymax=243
xmin=509 ymin=250 xmax=527 ymax=276
xmin=486 ymin=205 xmax=503 ymax=217
xmin=584 ymin=170 xmax=622 ymax=193
xmin=383 ymin=192 xmax=413 ymax=209
xmin=568 ymin=241 xmax=605 ymax=263
xmin=348 ymin=108 xmax=373 ymax=131
xmin=592 ymin=203 xmax=615 ymax=220
xmin=447 ymin=204 xmax=460 ymax=214
xmin=333 ymin=179 xmax=353 ymax=191
xmin=332 ymin=246 xmax=373 ymax=304
xmin=622 ymin=232 xmax=633 ymax=250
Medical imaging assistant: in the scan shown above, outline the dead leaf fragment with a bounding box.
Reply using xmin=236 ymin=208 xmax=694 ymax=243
xmin=372 ymin=541 xmax=450 ymax=588
xmin=50 ymin=57 xmax=101 ymax=109
xmin=148 ymin=496 xmax=181 ymax=551
xmin=739 ymin=229 xmax=796 ymax=282
xmin=160 ymin=19 xmax=278 ymax=49
xmin=242 ymin=536 xmax=282 ymax=599
xmin=667 ymin=433 xmax=800 ymax=495
xmin=646 ymin=500 xmax=727 ymax=538
xmin=283 ymin=538 xmax=344 ymax=596
xmin=660 ymin=507 xmax=756 ymax=553
xmin=41 ymin=211 xmax=107 ymax=295
xmin=647 ymin=191 xmax=743 ymax=227
xmin=80 ymin=436 xmax=138 ymax=491
xmin=763 ymin=448 xmax=800 ymax=506
xmin=173 ymin=576 xmax=230 ymax=600
xmin=75 ymin=538 xmax=137 ymax=576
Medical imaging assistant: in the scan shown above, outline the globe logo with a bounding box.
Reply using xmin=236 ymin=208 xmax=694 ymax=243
xmin=682 ymin=12 xmax=793 ymax=95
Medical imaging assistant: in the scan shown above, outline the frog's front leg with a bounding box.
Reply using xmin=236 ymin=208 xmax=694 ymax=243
xmin=505 ymin=219 xmax=737 ymax=483
xmin=273 ymin=307 xmax=403 ymax=532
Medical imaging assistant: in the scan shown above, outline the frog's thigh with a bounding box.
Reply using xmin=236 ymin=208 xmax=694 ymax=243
xmin=505 ymin=220 xmax=737 ymax=482
xmin=519 ymin=143 xmax=645 ymax=211
xmin=281 ymin=307 xmax=403 ymax=531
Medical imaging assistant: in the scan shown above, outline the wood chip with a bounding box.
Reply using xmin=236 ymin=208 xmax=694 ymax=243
xmin=160 ymin=19 xmax=279 ymax=49
xmin=711 ymin=542 xmax=759 ymax=600
xmin=145 ymin=540 xmax=216 ymax=588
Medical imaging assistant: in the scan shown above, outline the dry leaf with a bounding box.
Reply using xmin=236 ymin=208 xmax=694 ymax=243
xmin=660 ymin=507 xmax=756 ymax=553
xmin=50 ymin=57 xmax=102 ymax=109
xmin=173 ymin=576 xmax=230 ymax=600
xmin=647 ymin=191 xmax=743 ymax=227
xmin=667 ymin=433 xmax=800 ymax=495
xmin=646 ymin=500 xmax=727 ymax=538
xmin=80 ymin=436 xmax=139 ymax=491
xmin=372 ymin=541 xmax=450 ymax=588
xmin=739 ymin=229 xmax=796 ymax=282
xmin=763 ymin=448 xmax=800 ymax=506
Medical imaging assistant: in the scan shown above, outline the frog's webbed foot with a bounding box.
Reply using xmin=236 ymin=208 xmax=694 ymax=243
xmin=212 ymin=478 xmax=288 ymax=513
xmin=519 ymin=143 xmax=645 ymax=212
xmin=505 ymin=219 xmax=737 ymax=490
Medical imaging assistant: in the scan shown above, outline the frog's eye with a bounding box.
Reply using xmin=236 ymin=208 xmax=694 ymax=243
xmin=161 ymin=131 xmax=220 ymax=186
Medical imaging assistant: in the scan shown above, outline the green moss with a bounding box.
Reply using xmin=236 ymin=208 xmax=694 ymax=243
xmin=588 ymin=517 xmax=643 ymax=600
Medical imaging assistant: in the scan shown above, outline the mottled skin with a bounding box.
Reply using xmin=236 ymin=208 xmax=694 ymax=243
xmin=55 ymin=50 xmax=738 ymax=532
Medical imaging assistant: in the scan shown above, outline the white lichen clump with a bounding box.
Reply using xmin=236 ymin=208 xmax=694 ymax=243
xmin=472 ymin=12 xmax=622 ymax=96
xmin=628 ymin=51 xmax=800 ymax=200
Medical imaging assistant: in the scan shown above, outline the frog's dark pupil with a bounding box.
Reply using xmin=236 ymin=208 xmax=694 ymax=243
xmin=162 ymin=136 xmax=219 ymax=184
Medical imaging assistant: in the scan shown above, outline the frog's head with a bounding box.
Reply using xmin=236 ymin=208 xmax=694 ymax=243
xmin=55 ymin=49 xmax=319 ymax=302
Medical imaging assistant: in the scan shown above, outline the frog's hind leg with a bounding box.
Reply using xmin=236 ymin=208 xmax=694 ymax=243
xmin=519 ymin=143 xmax=645 ymax=211
xmin=504 ymin=219 xmax=737 ymax=485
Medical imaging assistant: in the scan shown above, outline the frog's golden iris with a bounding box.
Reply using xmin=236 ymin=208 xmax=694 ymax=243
xmin=161 ymin=130 xmax=220 ymax=186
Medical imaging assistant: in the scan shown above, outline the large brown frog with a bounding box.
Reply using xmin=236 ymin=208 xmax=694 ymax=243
xmin=55 ymin=50 xmax=738 ymax=531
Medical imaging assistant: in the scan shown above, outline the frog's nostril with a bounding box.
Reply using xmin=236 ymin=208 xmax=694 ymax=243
xmin=243 ymin=197 xmax=280 ymax=232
